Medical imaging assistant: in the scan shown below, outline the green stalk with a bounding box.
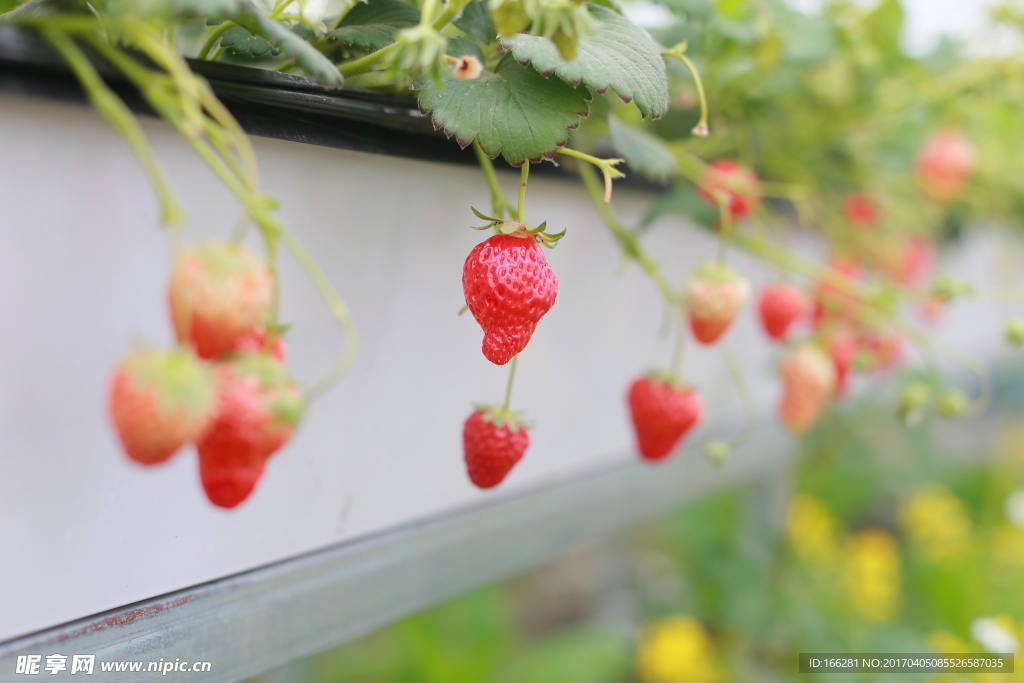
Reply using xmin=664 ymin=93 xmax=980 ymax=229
xmin=277 ymin=228 xmax=360 ymax=402
xmin=45 ymin=29 xmax=184 ymax=226
xmin=337 ymin=43 xmax=399 ymax=77
xmin=578 ymin=165 xmax=677 ymax=307
xmin=517 ymin=162 xmax=529 ymax=224
xmin=197 ymin=21 xmax=235 ymax=60
xmin=431 ymin=0 xmax=472 ymax=30
xmin=473 ymin=140 xmax=513 ymax=218
xmin=502 ymin=355 xmax=519 ymax=412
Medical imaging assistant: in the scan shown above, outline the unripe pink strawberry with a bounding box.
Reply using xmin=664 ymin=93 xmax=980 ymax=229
xmin=811 ymin=257 xmax=863 ymax=326
xmin=230 ymin=326 xmax=287 ymax=361
xmin=918 ymin=130 xmax=974 ymax=201
xmin=827 ymin=332 xmax=857 ymax=398
xmin=844 ymin=193 xmax=878 ymax=229
xmin=697 ymin=159 xmax=761 ymax=220
xmin=463 ymin=232 xmax=558 ymax=365
xmin=169 ymin=242 xmax=273 ymax=360
xmin=627 ymin=375 xmax=702 ymax=461
xmin=758 ymin=284 xmax=808 ymax=341
xmin=779 ymin=344 xmax=835 ymax=432
xmin=197 ymin=353 xmax=304 ymax=508
xmin=463 ymin=407 xmax=530 ymax=488
xmin=109 ymin=347 xmax=216 ymax=465
xmin=684 ymin=262 xmax=749 ymax=344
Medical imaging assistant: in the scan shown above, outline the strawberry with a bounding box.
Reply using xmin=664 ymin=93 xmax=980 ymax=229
xmin=758 ymin=284 xmax=808 ymax=341
xmin=109 ymin=347 xmax=216 ymax=465
xmin=779 ymin=344 xmax=835 ymax=433
xmin=463 ymin=231 xmax=558 ymax=365
xmin=918 ymin=130 xmax=974 ymax=201
xmin=197 ymin=353 xmax=304 ymax=508
xmin=844 ymin=193 xmax=878 ymax=229
xmin=827 ymin=332 xmax=857 ymax=397
xmin=893 ymin=236 xmax=933 ymax=286
xmin=858 ymin=330 xmax=903 ymax=372
xmin=463 ymin=407 xmax=530 ymax=488
xmin=627 ymin=374 xmax=703 ymax=461
xmin=697 ymin=159 xmax=761 ymax=220
xmin=230 ymin=326 xmax=287 ymax=361
xmin=169 ymin=242 xmax=273 ymax=360
xmin=811 ymin=257 xmax=862 ymax=326
xmin=684 ymin=262 xmax=750 ymax=344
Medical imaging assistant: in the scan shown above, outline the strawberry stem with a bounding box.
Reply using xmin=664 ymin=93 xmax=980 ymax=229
xmin=663 ymin=46 xmax=709 ymax=138
xmin=43 ymin=28 xmax=185 ymax=227
xmin=277 ymin=227 xmax=360 ymax=402
xmin=715 ymin=193 xmax=732 ymax=263
xmin=502 ymin=355 xmax=519 ymax=413
xmin=473 ymin=141 xmax=514 ymax=218
xmin=517 ymin=162 xmax=529 ymax=224
xmin=578 ymin=165 xmax=677 ymax=308
xmin=558 ymin=148 xmax=625 ymax=204
xmin=669 ymin=309 xmax=687 ymax=375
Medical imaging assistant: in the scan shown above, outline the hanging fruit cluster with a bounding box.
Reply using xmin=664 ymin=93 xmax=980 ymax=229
xmin=109 ymin=243 xmax=304 ymax=508
xmin=13 ymin=0 xmax=1024 ymax=501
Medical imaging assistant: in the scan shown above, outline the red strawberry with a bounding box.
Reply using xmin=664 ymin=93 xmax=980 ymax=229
xmin=827 ymin=332 xmax=857 ymax=397
xmin=463 ymin=407 xmax=530 ymax=489
xmin=627 ymin=375 xmax=703 ymax=461
xmin=109 ymin=347 xmax=216 ymax=465
xmin=843 ymin=193 xmax=878 ymax=229
xmin=858 ymin=330 xmax=903 ymax=372
xmin=893 ymin=236 xmax=933 ymax=285
xmin=463 ymin=231 xmax=558 ymax=365
xmin=918 ymin=130 xmax=974 ymax=201
xmin=758 ymin=284 xmax=808 ymax=340
xmin=197 ymin=353 xmax=304 ymax=508
xmin=684 ymin=262 xmax=750 ymax=344
xmin=779 ymin=344 xmax=835 ymax=432
xmin=230 ymin=326 xmax=286 ymax=361
xmin=169 ymin=242 xmax=273 ymax=360
xmin=811 ymin=257 xmax=862 ymax=325
xmin=697 ymin=159 xmax=761 ymax=220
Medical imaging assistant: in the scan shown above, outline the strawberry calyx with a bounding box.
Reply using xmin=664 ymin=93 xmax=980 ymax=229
xmin=473 ymin=403 xmax=530 ymax=433
xmin=644 ymin=370 xmax=689 ymax=392
xmin=689 ymin=260 xmax=744 ymax=284
xmin=123 ymin=345 xmax=216 ymax=415
xmin=470 ymin=207 xmax=566 ymax=248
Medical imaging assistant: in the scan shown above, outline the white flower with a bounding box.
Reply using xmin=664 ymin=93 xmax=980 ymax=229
xmin=1005 ymin=488 xmax=1024 ymax=530
xmin=970 ymin=617 xmax=1019 ymax=654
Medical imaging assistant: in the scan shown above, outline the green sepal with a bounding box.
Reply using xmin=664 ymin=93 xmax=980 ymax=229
xmin=473 ymin=403 xmax=531 ymax=432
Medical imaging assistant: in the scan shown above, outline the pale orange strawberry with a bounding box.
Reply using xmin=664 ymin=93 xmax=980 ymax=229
xmin=779 ymin=344 xmax=836 ymax=433
xmin=169 ymin=242 xmax=273 ymax=360
xmin=684 ymin=262 xmax=749 ymax=345
xmin=109 ymin=347 xmax=216 ymax=465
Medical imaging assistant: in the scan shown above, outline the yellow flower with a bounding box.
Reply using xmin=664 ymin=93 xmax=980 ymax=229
xmin=899 ymin=483 xmax=972 ymax=563
xmin=992 ymin=524 xmax=1024 ymax=569
xmin=637 ymin=616 xmax=722 ymax=683
xmin=787 ymin=495 xmax=838 ymax=567
xmin=843 ymin=529 xmax=901 ymax=622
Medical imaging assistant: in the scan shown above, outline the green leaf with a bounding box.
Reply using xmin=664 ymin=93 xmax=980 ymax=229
xmin=657 ymin=0 xmax=712 ymax=20
xmin=234 ymin=12 xmax=344 ymax=87
xmin=453 ymin=0 xmax=494 ymax=44
xmin=865 ymin=0 xmax=904 ymax=58
xmin=329 ymin=0 xmax=421 ymax=50
xmin=90 ymin=0 xmax=242 ymax=14
xmin=219 ymin=24 xmax=281 ymax=57
xmin=779 ymin=11 xmax=834 ymax=66
xmin=415 ymin=52 xmax=590 ymax=165
xmin=502 ymin=5 xmax=669 ymax=119
xmin=608 ymin=115 xmax=676 ymax=181
xmin=447 ymin=35 xmax=485 ymax=62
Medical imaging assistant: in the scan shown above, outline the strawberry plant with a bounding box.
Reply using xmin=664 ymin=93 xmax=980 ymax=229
xmin=7 ymin=0 xmax=1024 ymax=503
